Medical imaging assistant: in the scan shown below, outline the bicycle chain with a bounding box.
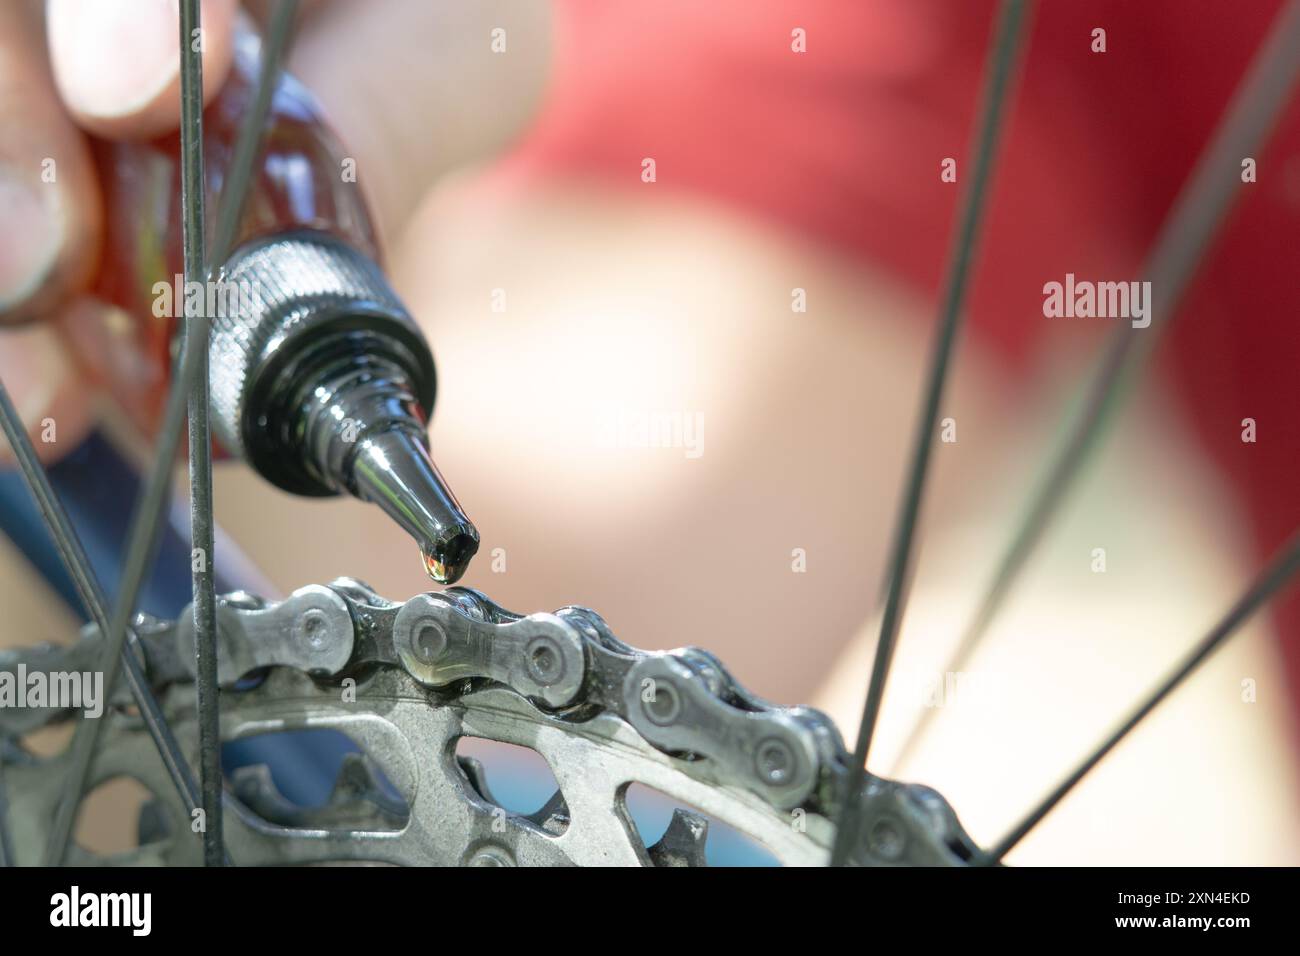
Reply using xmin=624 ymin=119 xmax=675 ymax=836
xmin=0 ymin=581 xmax=979 ymax=866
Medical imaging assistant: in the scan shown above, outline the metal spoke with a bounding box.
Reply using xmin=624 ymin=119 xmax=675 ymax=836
xmin=210 ymin=0 xmax=299 ymax=268
xmin=0 ymin=377 xmax=207 ymax=863
xmin=977 ymin=529 xmax=1300 ymax=864
xmin=178 ymin=0 xmax=223 ymax=868
xmin=829 ymin=0 xmax=1032 ymax=866
xmin=41 ymin=0 xmax=298 ymax=866
xmin=182 ymin=0 xmax=299 ymax=867
xmin=893 ymin=0 xmax=1300 ymax=774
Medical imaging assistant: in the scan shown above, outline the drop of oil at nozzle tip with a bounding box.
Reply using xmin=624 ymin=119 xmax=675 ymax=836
xmin=345 ymin=426 xmax=479 ymax=585
xmin=421 ymin=527 xmax=479 ymax=585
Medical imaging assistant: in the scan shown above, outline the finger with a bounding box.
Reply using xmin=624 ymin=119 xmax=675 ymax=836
xmin=0 ymin=1 xmax=101 ymax=328
xmin=47 ymin=0 xmax=237 ymax=141
xmin=0 ymin=306 xmax=95 ymax=465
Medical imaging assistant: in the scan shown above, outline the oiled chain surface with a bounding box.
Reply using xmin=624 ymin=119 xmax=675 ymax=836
xmin=0 ymin=581 xmax=979 ymax=866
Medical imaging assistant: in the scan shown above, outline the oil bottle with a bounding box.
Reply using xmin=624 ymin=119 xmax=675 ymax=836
xmin=67 ymin=23 xmax=478 ymax=584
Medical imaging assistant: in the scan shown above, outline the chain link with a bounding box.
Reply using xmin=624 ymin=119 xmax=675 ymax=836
xmin=0 ymin=581 xmax=980 ymax=866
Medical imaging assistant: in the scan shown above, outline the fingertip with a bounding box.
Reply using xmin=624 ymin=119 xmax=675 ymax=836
xmin=0 ymin=171 xmax=60 ymax=317
xmin=0 ymin=316 xmax=94 ymax=466
xmin=0 ymin=163 xmax=101 ymax=326
xmin=0 ymin=2 xmax=101 ymax=326
xmin=48 ymin=0 xmax=237 ymax=141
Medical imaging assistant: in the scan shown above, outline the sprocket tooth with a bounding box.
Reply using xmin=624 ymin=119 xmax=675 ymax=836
xmin=327 ymin=753 xmax=408 ymax=818
xmin=456 ymin=755 xmax=502 ymax=806
xmin=231 ymin=759 xmax=406 ymax=831
xmin=648 ymin=808 xmax=709 ymax=867
xmin=526 ymin=789 xmax=570 ymax=835
xmin=230 ymin=764 xmax=302 ymax=825
xmin=329 ymin=752 xmax=382 ymax=803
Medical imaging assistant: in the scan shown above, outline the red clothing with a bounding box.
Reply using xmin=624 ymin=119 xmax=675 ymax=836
xmin=506 ymin=1 xmax=1300 ymax=722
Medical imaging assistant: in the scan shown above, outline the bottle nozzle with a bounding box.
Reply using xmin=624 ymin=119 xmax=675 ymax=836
xmin=207 ymin=233 xmax=480 ymax=582
xmin=351 ymin=428 xmax=479 ymax=584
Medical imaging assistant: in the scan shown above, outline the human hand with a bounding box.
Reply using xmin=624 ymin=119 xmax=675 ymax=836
xmin=0 ymin=0 xmax=549 ymax=462
xmin=0 ymin=0 xmax=238 ymax=460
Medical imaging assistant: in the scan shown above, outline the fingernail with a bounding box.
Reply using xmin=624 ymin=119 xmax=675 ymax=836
xmin=47 ymin=0 xmax=181 ymax=121
xmin=0 ymin=167 xmax=59 ymax=311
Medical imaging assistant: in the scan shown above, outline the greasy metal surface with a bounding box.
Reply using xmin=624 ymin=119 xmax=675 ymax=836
xmin=1 ymin=583 xmax=980 ymax=867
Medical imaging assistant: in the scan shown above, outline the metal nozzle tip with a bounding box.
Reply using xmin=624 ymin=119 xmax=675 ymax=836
xmin=421 ymin=524 xmax=480 ymax=585
xmin=350 ymin=428 xmax=479 ymax=584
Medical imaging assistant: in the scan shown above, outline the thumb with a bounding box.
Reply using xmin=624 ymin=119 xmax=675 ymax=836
xmin=0 ymin=1 xmax=100 ymax=326
xmin=47 ymin=0 xmax=237 ymax=141
xmin=0 ymin=1 xmax=97 ymax=464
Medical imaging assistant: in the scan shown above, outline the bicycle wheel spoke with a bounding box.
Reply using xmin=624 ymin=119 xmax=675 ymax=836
xmin=210 ymin=0 xmax=298 ymax=268
xmin=176 ymin=0 xmax=224 ymax=868
xmin=978 ymin=529 xmax=1300 ymax=864
xmin=0 ymin=376 xmax=207 ymax=864
xmin=0 ymin=387 xmax=101 ymax=619
xmin=893 ymin=0 xmax=1300 ymax=774
xmin=829 ymin=0 xmax=1032 ymax=866
xmin=40 ymin=0 xmax=297 ymax=867
xmin=181 ymin=0 xmax=299 ymax=869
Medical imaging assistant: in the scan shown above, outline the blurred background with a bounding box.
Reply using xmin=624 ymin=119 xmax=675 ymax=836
xmin=3 ymin=0 xmax=1300 ymax=864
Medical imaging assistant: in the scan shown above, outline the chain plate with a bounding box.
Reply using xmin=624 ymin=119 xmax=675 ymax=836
xmin=0 ymin=581 xmax=980 ymax=866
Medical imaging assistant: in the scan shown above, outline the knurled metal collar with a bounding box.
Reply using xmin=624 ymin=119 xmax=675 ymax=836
xmin=207 ymin=230 xmax=435 ymax=464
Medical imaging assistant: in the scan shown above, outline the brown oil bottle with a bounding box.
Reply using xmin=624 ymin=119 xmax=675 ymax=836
xmin=68 ymin=24 xmax=478 ymax=584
